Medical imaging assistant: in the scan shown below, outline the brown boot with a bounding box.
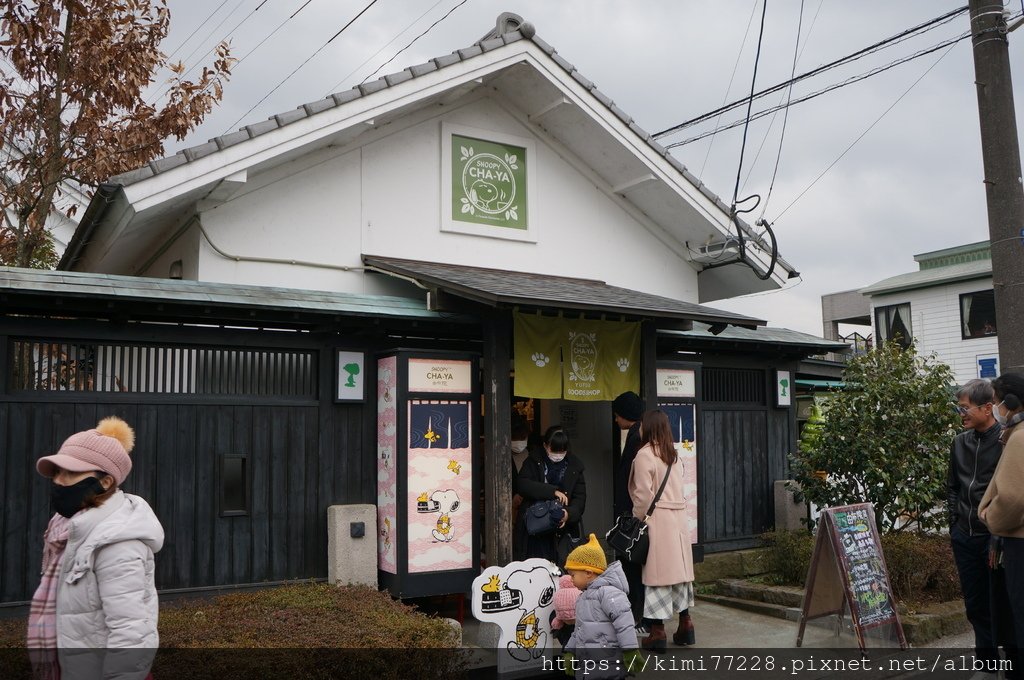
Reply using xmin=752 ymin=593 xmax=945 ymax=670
xmin=641 ymin=622 xmax=666 ymax=652
xmin=672 ymin=610 xmax=695 ymax=646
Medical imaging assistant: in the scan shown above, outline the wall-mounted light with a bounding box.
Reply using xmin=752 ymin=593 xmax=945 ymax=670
xmin=168 ymin=260 xmax=183 ymax=279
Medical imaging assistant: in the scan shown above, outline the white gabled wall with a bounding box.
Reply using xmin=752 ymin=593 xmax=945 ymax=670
xmin=870 ymin=278 xmax=998 ymax=384
xmin=193 ymin=95 xmax=699 ymax=302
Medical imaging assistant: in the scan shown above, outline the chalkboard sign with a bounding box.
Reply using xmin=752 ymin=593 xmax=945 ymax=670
xmin=796 ymin=503 xmax=906 ymax=651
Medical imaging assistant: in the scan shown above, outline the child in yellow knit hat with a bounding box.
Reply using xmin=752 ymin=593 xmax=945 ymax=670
xmin=562 ymin=535 xmax=642 ymax=679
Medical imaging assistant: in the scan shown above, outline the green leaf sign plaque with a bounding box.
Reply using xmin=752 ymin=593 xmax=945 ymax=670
xmin=451 ymin=133 xmax=528 ymax=230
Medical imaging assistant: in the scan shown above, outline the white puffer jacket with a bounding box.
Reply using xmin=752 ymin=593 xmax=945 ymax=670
xmin=55 ymin=491 xmax=164 ymax=680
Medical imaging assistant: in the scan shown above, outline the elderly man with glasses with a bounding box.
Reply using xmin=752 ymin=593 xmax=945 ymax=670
xmin=948 ymin=379 xmax=1004 ymax=678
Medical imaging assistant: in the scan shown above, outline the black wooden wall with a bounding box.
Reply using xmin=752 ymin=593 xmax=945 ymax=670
xmin=698 ymin=365 xmax=794 ymax=552
xmin=0 ymin=321 xmax=374 ymax=604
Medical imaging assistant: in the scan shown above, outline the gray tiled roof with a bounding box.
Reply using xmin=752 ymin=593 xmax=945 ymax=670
xmin=662 ymin=323 xmax=850 ymax=351
xmin=0 ymin=266 xmax=443 ymax=319
xmin=363 ymin=255 xmax=765 ymax=327
xmin=860 ymin=258 xmax=992 ymax=296
xmin=109 ymin=17 xmax=738 ymax=224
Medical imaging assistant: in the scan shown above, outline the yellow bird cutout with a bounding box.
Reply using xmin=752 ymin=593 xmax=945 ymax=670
xmin=424 ymin=427 xmax=441 ymax=444
xmin=482 ymin=574 xmax=501 ymax=593
xmin=417 ymin=491 xmax=429 ymax=502
xmin=681 ymin=439 xmax=694 ymax=451
xmin=447 ymin=459 xmax=462 ymax=475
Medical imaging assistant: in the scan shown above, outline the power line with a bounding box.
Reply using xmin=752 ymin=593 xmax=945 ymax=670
xmin=223 ymin=0 xmax=382 ymax=134
xmin=653 ymin=5 xmax=969 ymax=140
xmin=772 ymin=41 xmax=959 ymax=223
xmin=728 ymin=0 xmax=768 ymax=213
xmin=174 ymin=0 xmax=248 ymax=76
xmin=150 ymin=0 xmax=272 ymax=105
xmin=231 ymin=0 xmax=315 ymax=73
xmin=666 ymin=29 xmax=971 ymax=149
xmin=757 ymin=0 xmax=805 ymax=221
xmin=740 ymin=0 xmax=821 ymax=194
xmin=323 ymin=0 xmax=448 ymax=96
xmin=163 ymin=0 xmax=233 ymax=63
xmin=359 ymin=0 xmax=471 ymax=85
xmin=698 ymin=0 xmax=759 ymax=179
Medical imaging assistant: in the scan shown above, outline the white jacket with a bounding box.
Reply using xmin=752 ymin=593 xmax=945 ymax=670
xmin=55 ymin=491 xmax=164 ymax=680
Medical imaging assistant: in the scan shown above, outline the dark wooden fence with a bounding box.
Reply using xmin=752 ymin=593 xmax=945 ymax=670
xmin=0 ymin=321 xmax=372 ymax=604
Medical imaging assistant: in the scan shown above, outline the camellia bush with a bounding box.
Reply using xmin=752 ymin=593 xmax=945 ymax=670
xmin=789 ymin=341 xmax=959 ymax=533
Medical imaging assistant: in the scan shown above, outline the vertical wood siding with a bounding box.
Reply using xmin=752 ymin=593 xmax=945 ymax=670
xmin=0 ymin=335 xmax=370 ymax=604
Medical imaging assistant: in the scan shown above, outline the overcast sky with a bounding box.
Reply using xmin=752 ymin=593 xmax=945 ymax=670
xmin=157 ymin=0 xmax=1024 ymax=336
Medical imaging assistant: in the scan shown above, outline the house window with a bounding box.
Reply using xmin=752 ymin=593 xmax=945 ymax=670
xmin=221 ymin=455 xmax=249 ymax=516
xmin=875 ymin=303 xmax=912 ymax=349
xmin=960 ymin=290 xmax=997 ymax=339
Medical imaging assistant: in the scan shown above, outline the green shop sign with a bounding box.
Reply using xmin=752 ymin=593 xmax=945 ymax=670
xmin=451 ymin=133 xmax=528 ymax=230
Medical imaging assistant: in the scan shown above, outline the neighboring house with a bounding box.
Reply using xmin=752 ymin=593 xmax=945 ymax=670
xmin=0 ymin=13 xmax=839 ymax=604
xmin=825 ymin=241 xmax=996 ymax=385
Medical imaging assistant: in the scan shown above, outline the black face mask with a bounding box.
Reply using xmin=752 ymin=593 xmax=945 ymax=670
xmin=51 ymin=476 xmax=106 ymax=518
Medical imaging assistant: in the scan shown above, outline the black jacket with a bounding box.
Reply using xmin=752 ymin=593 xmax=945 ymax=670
xmin=947 ymin=421 xmax=1003 ymax=536
xmin=614 ymin=422 xmax=642 ymax=518
xmin=513 ymin=451 xmax=586 ymax=561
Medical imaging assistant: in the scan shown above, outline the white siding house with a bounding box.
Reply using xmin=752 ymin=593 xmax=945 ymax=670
xmin=860 ymin=241 xmax=997 ymax=385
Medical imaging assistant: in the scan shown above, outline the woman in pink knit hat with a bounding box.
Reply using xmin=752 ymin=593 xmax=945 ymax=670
xmin=28 ymin=416 xmax=164 ymax=680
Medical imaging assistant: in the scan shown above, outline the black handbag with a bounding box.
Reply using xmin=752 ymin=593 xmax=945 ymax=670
xmin=606 ymin=460 xmax=673 ymax=564
xmin=525 ymin=499 xmax=565 ymax=536
xmin=556 ymin=519 xmax=585 ymax=564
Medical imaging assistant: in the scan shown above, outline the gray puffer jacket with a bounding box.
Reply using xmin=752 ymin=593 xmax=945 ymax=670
xmin=55 ymin=491 xmax=164 ymax=680
xmin=566 ymin=561 xmax=638 ymax=680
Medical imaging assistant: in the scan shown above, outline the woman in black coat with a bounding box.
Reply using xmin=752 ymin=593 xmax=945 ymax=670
xmin=513 ymin=429 xmax=586 ymax=562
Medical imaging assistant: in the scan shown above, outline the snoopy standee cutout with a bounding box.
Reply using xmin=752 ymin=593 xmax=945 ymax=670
xmin=472 ymin=558 xmax=559 ymax=676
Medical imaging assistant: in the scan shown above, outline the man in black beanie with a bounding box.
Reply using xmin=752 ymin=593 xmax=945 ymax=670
xmin=612 ymin=390 xmax=649 ymax=633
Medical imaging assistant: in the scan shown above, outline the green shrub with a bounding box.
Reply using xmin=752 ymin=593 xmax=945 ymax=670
xmin=0 ymin=583 xmax=470 ymax=678
xmin=881 ymin=533 xmax=960 ymax=603
xmin=761 ymin=529 xmax=960 ymax=606
xmin=760 ymin=529 xmax=815 ymax=586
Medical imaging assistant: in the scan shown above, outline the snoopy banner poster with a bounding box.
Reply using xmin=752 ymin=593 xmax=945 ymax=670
xmin=513 ymin=312 xmax=639 ymax=401
xmin=472 ymin=558 xmax=558 ymax=677
xmin=407 ymin=400 xmax=473 ymax=573
xmin=661 ymin=402 xmax=699 ymax=545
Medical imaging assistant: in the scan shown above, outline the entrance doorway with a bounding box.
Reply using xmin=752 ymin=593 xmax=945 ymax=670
xmin=514 ymin=397 xmax=616 ymax=542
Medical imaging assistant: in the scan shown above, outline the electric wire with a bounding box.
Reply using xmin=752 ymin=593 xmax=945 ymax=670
xmin=653 ymin=5 xmax=969 ymax=140
xmin=162 ymin=0 xmax=233 ymax=63
xmin=359 ymin=0 xmax=472 ymax=85
xmin=149 ymin=0 xmax=272 ymax=105
xmin=222 ymin=0 xmax=382 ymax=134
xmin=231 ymin=0 xmax=315 ymax=73
xmin=772 ymin=40 xmax=960 ymax=223
xmin=171 ymin=0 xmax=248 ymax=79
xmin=728 ymin=1 xmax=767 ymax=216
xmin=757 ymin=0 xmax=805 ymax=221
xmin=323 ymin=0 xmax=448 ymax=96
xmin=666 ymin=29 xmax=971 ymax=149
xmin=698 ymin=0 xmax=759 ymax=179
xmin=740 ymin=0 xmax=821 ymax=195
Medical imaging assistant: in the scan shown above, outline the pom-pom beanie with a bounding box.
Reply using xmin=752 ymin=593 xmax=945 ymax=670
xmin=36 ymin=416 xmax=135 ymax=486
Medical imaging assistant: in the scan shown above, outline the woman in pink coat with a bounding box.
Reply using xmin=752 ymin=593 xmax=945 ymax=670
xmin=627 ymin=409 xmax=695 ymax=651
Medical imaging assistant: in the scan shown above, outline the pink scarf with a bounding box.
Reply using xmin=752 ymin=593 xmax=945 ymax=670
xmin=27 ymin=514 xmax=71 ymax=680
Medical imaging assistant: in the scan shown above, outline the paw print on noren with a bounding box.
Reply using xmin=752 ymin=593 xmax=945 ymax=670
xmin=616 ymin=357 xmax=630 ymax=372
xmin=531 ymin=353 xmax=550 ymax=367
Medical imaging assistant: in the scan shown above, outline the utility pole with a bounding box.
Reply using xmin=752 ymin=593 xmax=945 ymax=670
xmin=968 ymin=0 xmax=1024 ymax=374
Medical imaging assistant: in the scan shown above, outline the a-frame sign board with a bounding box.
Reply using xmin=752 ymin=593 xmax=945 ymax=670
xmin=796 ymin=503 xmax=907 ymax=651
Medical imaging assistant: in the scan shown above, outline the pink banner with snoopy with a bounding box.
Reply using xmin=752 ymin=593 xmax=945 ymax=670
xmin=377 ymin=356 xmax=398 ymax=573
xmin=407 ymin=400 xmax=473 ymax=573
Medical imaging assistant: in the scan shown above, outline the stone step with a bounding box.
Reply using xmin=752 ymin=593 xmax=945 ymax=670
xmin=715 ymin=578 xmax=805 ymax=608
xmin=696 ymin=592 xmax=802 ymax=622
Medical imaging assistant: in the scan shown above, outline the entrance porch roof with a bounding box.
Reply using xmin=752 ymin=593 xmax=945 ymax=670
xmin=363 ymin=255 xmax=764 ymax=328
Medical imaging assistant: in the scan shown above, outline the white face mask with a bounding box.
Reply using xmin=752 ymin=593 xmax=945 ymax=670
xmin=547 ymin=452 xmax=567 ymax=463
xmin=510 ymin=440 xmax=528 ymax=454
xmin=993 ymin=401 xmax=1007 ymax=426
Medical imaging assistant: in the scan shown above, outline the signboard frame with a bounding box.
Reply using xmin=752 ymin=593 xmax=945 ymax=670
xmin=796 ymin=503 xmax=907 ymax=651
xmin=376 ymin=348 xmax=481 ymax=598
xmin=656 ymin=360 xmax=703 ymax=562
xmin=441 ymin=122 xmax=537 ymax=243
